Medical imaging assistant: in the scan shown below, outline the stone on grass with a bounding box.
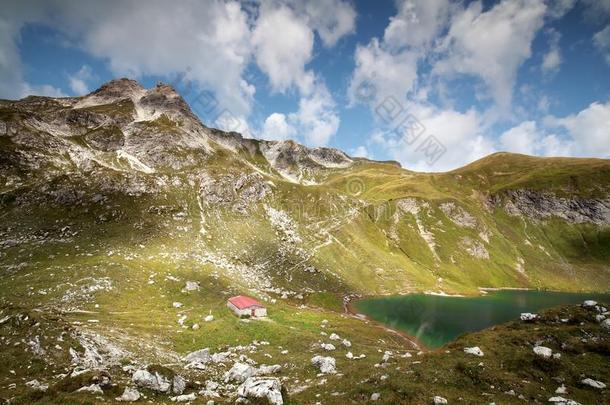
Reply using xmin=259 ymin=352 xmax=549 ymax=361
xmin=464 ymin=346 xmax=484 ymax=357
xmin=116 ymin=387 xmax=141 ymax=402
xmin=520 ymin=313 xmax=538 ymax=321
xmin=76 ymin=384 xmax=103 ymax=395
xmin=433 ymin=396 xmax=448 ymax=404
xmin=311 ymin=355 xmax=336 ymax=374
xmin=204 ymin=315 xmax=214 ymax=322
xmin=548 ymin=396 xmax=581 ymax=405
xmin=555 ymin=385 xmax=567 ymax=394
xmin=371 ymin=392 xmax=380 ymax=401
xmin=582 ymin=300 xmax=597 ymax=308
xmin=171 ymin=393 xmax=197 ymax=402
xmin=184 ymin=348 xmax=211 ymax=364
xmin=581 ymin=378 xmax=606 ymax=389
xmin=25 ymin=379 xmax=48 ymax=391
xmin=329 ymin=333 xmax=340 ymax=340
xmin=237 ymin=377 xmax=284 ymax=405
xmin=173 ymin=302 xmax=183 ymax=308
xmin=533 ymin=346 xmax=553 ymax=359
xmin=182 ymin=281 xmax=200 ymax=292
xmin=132 ymin=368 xmax=184 ymax=394
xmin=321 ymin=343 xmax=335 ymax=351
xmin=257 ymin=364 xmax=282 ymax=375
xmin=225 ymin=362 xmax=256 ymax=383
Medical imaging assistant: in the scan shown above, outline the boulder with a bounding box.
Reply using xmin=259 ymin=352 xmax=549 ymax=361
xmin=582 ymin=300 xmax=597 ymax=308
xmin=311 ymin=355 xmax=336 ymax=374
xmin=601 ymin=319 xmax=610 ymax=330
xmin=520 ymin=313 xmax=538 ymax=321
xmin=329 ymin=333 xmax=340 ymax=340
xmin=182 ymin=281 xmax=200 ymax=292
xmin=342 ymin=339 xmax=352 ymax=347
xmin=321 ymin=343 xmax=335 ymax=351
xmin=581 ymin=378 xmax=606 ymax=389
xmin=237 ymin=377 xmax=285 ymax=405
xmin=225 ymin=362 xmax=256 ymax=383
xmin=173 ymin=375 xmax=186 ymax=395
xmin=371 ymin=392 xmax=381 ymax=401
xmin=463 ymin=346 xmax=484 ymax=357
xmin=533 ymin=346 xmax=553 ymax=359
xmin=184 ymin=348 xmax=211 ymax=365
xmin=132 ymin=367 xmax=184 ymax=394
xmin=116 ymin=387 xmax=141 ymax=402
xmin=433 ymin=396 xmax=448 ymax=404
xmin=133 ymin=369 xmax=171 ymax=393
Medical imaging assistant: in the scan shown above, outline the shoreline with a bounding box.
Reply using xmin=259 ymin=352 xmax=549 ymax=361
xmin=344 ymin=299 xmax=426 ymax=351
xmin=343 ymin=288 xmax=610 ymax=352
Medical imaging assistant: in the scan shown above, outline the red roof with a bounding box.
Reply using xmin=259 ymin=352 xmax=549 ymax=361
xmin=228 ymin=295 xmax=264 ymax=310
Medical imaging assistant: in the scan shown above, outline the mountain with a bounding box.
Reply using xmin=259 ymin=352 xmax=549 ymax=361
xmin=0 ymin=79 xmax=609 ymax=404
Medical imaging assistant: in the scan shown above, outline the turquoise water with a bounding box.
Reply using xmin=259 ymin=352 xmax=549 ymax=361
xmin=354 ymin=290 xmax=610 ymax=348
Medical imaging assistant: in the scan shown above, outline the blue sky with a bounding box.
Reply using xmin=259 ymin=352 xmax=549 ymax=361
xmin=1 ymin=0 xmax=610 ymax=171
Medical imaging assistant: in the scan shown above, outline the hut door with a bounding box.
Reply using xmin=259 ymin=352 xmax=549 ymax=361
xmin=251 ymin=309 xmax=256 ymax=316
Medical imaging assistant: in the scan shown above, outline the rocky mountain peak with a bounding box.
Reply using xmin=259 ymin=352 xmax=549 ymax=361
xmin=90 ymin=78 xmax=145 ymax=99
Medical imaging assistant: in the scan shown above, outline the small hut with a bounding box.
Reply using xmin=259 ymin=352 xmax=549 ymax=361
xmin=227 ymin=295 xmax=267 ymax=318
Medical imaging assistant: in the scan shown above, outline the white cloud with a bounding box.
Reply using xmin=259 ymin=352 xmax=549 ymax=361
xmin=594 ymin=25 xmax=610 ymax=66
xmin=68 ymin=65 xmax=94 ymax=95
xmin=549 ymin=100 xmax=610 ymax=157
xmin=541 ymin=29 xmax=562 ymax=76
xmin=348 ymin=39 xmax=419 ymax=107
xmin=434 ymin=0 xmax=546 ymax=111
xmin=290 ymin=82 xmax=340 ymax=146
xmin=252 ymin=4 xmax=314 ymax=93
xmin=299 ymin=0 xmax=356 ymax=47
xmin=384 ymin=0 xmax=453 ymax=50
xmin=0 ymin=4 xmax=64 ymax=99
xmin=350 ymin=145 xmax=369 ymax=158
xmin=499 ymin=120 xmax=572 ymax=156
xmin=372 ymin=103 xmax=496 ymax=171
xmin=544 ymin=0 xmax=576 ymax=20
xmin=348 ymin=0 xmax=452 ymax=107
xmin=262 ymin=112 xmax=296 ymax=141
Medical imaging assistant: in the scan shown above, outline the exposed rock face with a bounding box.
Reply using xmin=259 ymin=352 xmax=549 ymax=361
xmin=492 ymin=190 xmax=610 ymax=225
xmin=460 ymin=237 xmax=489 ymax=259
xmin=440 ymin=202 xmax=477 ymax=228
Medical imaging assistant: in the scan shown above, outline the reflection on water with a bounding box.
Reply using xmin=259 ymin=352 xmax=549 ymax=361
xmin=355 ymin=290 xmax=610 ymax=348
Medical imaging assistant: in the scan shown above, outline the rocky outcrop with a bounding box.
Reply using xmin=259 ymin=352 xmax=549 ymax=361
xmin=491 ymin=190 xmax=610 ymax=225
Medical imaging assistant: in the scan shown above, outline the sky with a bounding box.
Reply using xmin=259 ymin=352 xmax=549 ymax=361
xmin=1 ymin=0 xmax=610 ymax=171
